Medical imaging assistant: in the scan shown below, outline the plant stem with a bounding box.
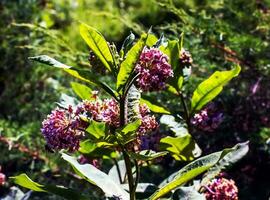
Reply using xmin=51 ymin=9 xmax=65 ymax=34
xmin=179 ymin=92 xmax=191 ymax=132
xmin=119 ymin=95 xmax=136 ymax=200
xmin=113 ymin=158 xmax=123 ymax=184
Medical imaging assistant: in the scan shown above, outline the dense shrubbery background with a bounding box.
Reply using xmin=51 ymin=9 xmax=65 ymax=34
xmin=0 ymin=0 xmax=270 ymax=199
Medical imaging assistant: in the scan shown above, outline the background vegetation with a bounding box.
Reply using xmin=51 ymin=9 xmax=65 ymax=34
xmin=0 ymin=0 xmax=269 ymax=199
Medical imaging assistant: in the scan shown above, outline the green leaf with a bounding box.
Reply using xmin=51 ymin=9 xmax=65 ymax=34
xmin=149 ymin=150 xmax=227 ymax=200
xmin=140 ymin=98 xmax=170 ymax=114
xmin=201 ymin=141 xmax=249 ymax=186
xmin=62 ymin=153 xmax=129 ymax=199
xmin=191 ymin=65 xmax=241 ymax=112
xmin=117 ymin=34 xmax=148 ymax=89
xmin=121 ymin=32 xmax=135 ymax=55
xmin=80 ymin=23 xmax=114 ymax=71
xmin=79 ymin=139 xmax=97 ymax=154
xmin=129 ymin=150 xmax=168 ymax=161
xmin=108 ymin=160 xmax=126 ymax=184
xmin=71 ymin=82 xmax=92 ymax=100
xmin=121 ymin=183 xmax=158 ymax=199
xmin=29 ymin=55 xmax=71 ymax=68
xmin=11 ymin=174 xmax=88 ymax=200
xmin=120 ymin=119 xmax=141 ymax=135
xmin=86 ymin=121 xmax=107 ymax=139
xmin=159 ymin=135 xmax=196 ymax=161
xmin=146 ymin=33 xmax=158 ymax=47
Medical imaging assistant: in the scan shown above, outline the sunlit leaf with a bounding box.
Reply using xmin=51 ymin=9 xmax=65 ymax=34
xmin=28 ymin=55 xmax=71 ymax=68
xmin=11 ymin=174 xmax=88 ymax=200
xmin=62 ymin=153 xmax=129 ymax=199
xmin=80 ymin=23 xmax=114 ymax=71
xmin=117 ymin=34 xmax=148 ymax=89
xmin=71 ymin=82 xmax=92 ymax=100
xmin=160 ymin=135 xmax=196 ymax=161
xmin=149 ymin=149 xmax=230 ymax=200
xmin=191 ymin=65 xmax=241 ymax=112
xmin=140 ymin=98 xmax=170 ymax=114
xmin=86 ymin=121 xmax=107 ymax=139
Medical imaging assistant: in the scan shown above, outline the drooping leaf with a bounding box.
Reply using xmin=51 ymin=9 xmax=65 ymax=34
xmin=140 ymin=97 xmax=170 ymax=114
xmin=11 ymin=174 xmax=88 ymax=200
xmin=117 ymin=34 xmax=148 ymax=89
xmin=80 ymin=23 xmax=114 ymax=71
xmin=61 ymin=153 xmax=129 ymax=199
xmin=191 ymin=65 xmax=241 ymax=112
xmin=129 ymin=150 xmax=168 ymax=161
xmin=28 ymin=55 xmax=71 ymax=68
xmin=201 ymin=141 xmax=249 ymax=186
xmin=149 ymin=149 xmax=229 ymax=200
xmin=159 ymin=135 xmax=196 ymax=161
xmin=173 ymin=186 xmax=206 ymax=200
xmin=71 ymin=82 xmax=92 ymax=100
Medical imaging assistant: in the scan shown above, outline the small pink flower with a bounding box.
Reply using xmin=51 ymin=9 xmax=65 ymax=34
xmin=204 ymin=177 xmax=238 ymax=200
xmin=180 ymin=48 xmax=193 ymax=65
xmin=135 ymin=47 xmax=173 ymax=91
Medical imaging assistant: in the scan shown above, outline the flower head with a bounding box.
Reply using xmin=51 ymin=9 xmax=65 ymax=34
xmin=204 ymin=177 xmax=238 ymax=200
xmin=41 ymin=106 xmax=85 ymax=152
xmin=191 ymin=103 xmax=223 ymax=132
xmin=0 ymin=166 xmax=5 ymax=186
xmin=135 ymin=47 xmax=173 ymax=91
xmin=180 ymin=48 xmax=193 ymax=65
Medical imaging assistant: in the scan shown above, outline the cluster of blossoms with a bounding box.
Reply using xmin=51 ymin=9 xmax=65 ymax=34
xmin=0 ymin=166 xmax=6 ymax=186
xmin=179 ymin=48 xmax=193 ymax=66
xmin=191 ymin=104 xmax=223 ymax=132
xmin=139 ymin=130 xmax=162 ymax=151
xmin=41 ymin=106 xmax=87 ymax=152
xmin=204 ymin=177 xmax=239 ymax=200
xmin=41 ymin=94 xmax=158 ymax=152
xmin=135 ymin=47 xmax=173 ymax=91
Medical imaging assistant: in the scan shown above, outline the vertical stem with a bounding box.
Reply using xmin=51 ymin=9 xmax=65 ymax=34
xmin=179 ymin=92 xmax=191 ymax=132
xmin=119 ymin=95 xmax=136 ymax=200
xmin=113 ymin=158 xmax=123 ymax=184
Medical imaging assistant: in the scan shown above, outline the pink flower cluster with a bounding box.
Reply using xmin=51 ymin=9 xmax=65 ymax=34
xmin=41 ymin=95 xmax=158 ymax=152
xmin=204 ymin=178 xmax=238 ymax=200
xmin=180 ymin=48 xmax=193 ymax=65
xmin=81 ymin=98 xmax=120 ymax=127
xmin=41 ymin=106 xmax=86 ymax=152
xmin=135 ymin=47 xmax=173 ymax=91
xmin=191 ymin=104 xmax=223 ymax=132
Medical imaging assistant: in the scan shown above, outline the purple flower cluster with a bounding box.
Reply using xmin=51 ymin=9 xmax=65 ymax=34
xmin=82 ymin=98 xmax=120 ymax=127
xmin=41 ymin=106 xmax=85 ymax=152
xmin=139 ymin=130 xmax=162 ymax=151
xmin=135 ymin=47 xmax=173 ymax=91
xmin=191 ymin=104 xmax=223 ymax=132
xmin=180 ymin=48 xmax=193 ymax=65
xmin=204 ymin=178 xmax=238 ymax=200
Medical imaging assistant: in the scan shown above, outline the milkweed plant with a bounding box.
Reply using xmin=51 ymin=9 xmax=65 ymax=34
xmin=12 ymin=23 xmax=249 ymax=200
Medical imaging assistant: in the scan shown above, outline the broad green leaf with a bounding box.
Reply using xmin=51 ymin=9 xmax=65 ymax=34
xmin=62 ymin=153 xmax=129 ymax=199
xmin=121 ymin=32 xmax=135 ymax=56
xmin=71 ymin=82 xmax=92 ymax=100
xmin=129 ymin=150 xmax=168 ymax=161
xmin=140 ymin=98 xmax=170 ymax=114
xmin=117 ymin=34 xmax=148 ymax=89
xmin=191 ymin=65 xmax=241 ymax=112
xmin=201 ymin=141 xmax=249 ymax=186
xmin=11 ymin=174 xmax=88 ymax=200
xmin=149 ymin=150 xmax=226 ymax=200
xmin=120 ymin=119 xmax=141 ymax=135
xmin=86 ymin=121 xmax=107 ymax=139
xmin=159 ymin=135 xmax=196 ymax=161
xmin=146 ymin=33 xmax=158 ymax=47
xmin=173 ymin=186 xmax=206 ymax=200
xmin=29 ymin=55 xmax=71 ymax=68
xmin=79 ymin=139 xmax=97 ymax=154
xmin=80 ymin=23 xmax=114 ymax=71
